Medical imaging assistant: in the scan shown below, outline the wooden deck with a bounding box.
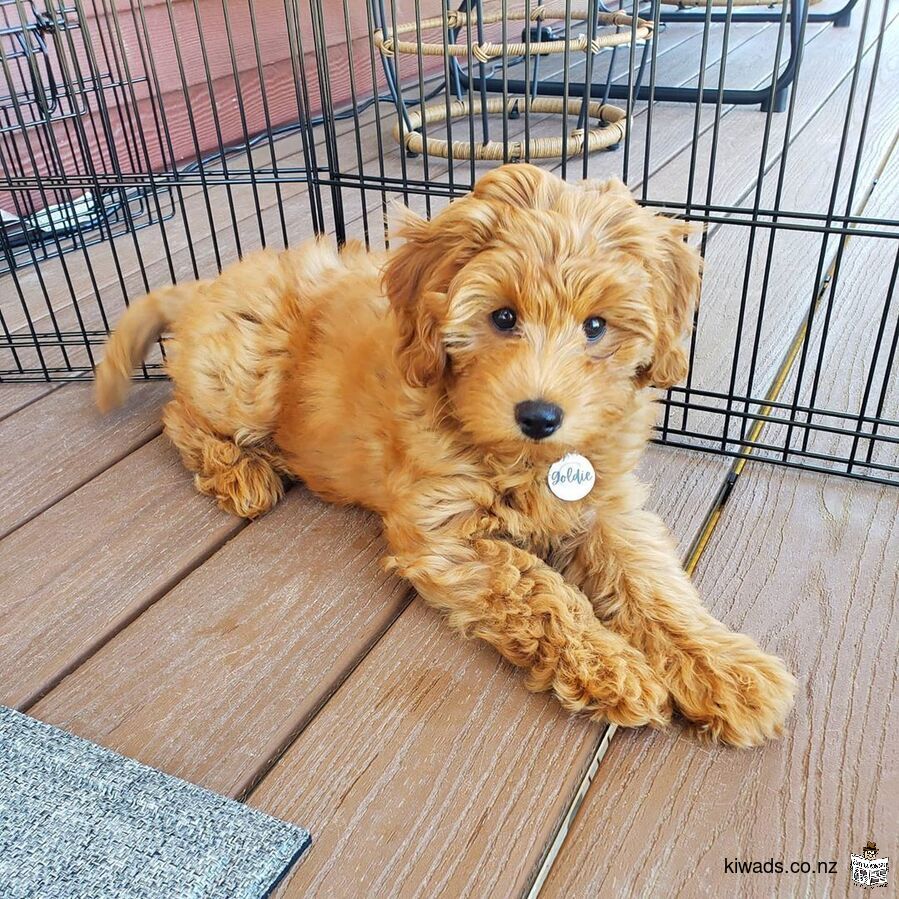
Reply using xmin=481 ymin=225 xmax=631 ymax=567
xmin=2 ymin=2 xmax=897 ymax=895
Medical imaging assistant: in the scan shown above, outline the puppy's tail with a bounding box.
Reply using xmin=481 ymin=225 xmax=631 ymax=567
xmin=95 ymin=282 xmax=201 ymax=413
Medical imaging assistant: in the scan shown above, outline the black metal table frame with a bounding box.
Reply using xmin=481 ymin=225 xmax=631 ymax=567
xmin=449 ymin=0 xmax=862 ymax=113
xmin=373 ymin=0 xmax=861 ymax=122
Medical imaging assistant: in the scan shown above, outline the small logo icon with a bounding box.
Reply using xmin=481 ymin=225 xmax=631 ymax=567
xmin=851 ymin=841 xmax=889 ymax=888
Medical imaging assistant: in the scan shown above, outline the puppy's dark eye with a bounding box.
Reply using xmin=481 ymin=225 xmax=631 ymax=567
xmin=491 ymin=307 xmax=518 ymax=331
xmin=583 ymin=316 xmax=607 ymax=342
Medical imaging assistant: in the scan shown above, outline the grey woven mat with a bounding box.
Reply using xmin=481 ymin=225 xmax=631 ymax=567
xmin=0 ymin=706 xmax=310 ymax=899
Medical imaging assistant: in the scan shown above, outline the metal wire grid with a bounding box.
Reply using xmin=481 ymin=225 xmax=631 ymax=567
xmin=0 ymin=0 xmax=174 ymax=283
xmin=0 ymin=0 xmax=896 ymax=487
xmin=1 ymin=0 xmax=98 ymax=129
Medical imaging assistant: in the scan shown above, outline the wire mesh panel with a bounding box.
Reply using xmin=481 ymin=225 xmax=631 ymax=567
xmin=0 ymin=0 xmax=896 ymax=486
xmin=0 ymin=0 xmax=175 ymax=272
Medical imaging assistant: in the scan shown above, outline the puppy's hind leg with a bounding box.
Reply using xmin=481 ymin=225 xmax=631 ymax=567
xmin=162 ymin=395 xmax=285 ymax=519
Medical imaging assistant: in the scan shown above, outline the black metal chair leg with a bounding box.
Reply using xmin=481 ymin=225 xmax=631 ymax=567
xmin=808 ymin=0 xmax=858 ymax=27
xmin=833 ymin=4 xmax=854 ymax=26
xmin=760 ymin=86 xmax=789 ymax=114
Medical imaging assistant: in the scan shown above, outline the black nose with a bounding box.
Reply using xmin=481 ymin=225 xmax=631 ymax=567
xmin=515 ymin=400 xmax=564 ymax=440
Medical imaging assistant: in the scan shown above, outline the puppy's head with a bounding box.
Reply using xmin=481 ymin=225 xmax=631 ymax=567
xmin=383 ymin=164 xmax=701 ymax=456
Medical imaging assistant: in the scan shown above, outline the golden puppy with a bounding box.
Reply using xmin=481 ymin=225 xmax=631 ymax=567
xmin=96 ymin=164 xmax=795 ymax=746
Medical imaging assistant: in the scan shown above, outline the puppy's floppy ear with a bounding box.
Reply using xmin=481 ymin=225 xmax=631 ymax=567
xmin=636 ymin=214 xmax=702 ymax=389
xmin=383 ymin=164 xmax=566 ymax=387
xmin=576 ymin=177 xmax=702 ymax=388
xmin=381 ymin=206 xmax=452 ymax=388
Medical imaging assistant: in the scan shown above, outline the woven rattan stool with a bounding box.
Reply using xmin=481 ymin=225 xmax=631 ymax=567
xmin=374 ymin=6 xmax=652 ymax=63
xmin=393 ymin=96 xmax=626 ymax=161
xmin=376 ymin=4 xmax=646 ymax=160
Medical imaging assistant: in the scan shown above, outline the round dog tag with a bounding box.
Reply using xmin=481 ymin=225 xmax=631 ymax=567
xmin=547 ymin=453 xmax=595 ymax=501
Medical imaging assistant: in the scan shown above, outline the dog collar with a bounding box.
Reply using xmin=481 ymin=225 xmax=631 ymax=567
xmin=547 ymin=453 xmax=595 ymax=501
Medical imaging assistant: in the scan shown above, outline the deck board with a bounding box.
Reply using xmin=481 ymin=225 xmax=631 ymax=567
xmin=0 ymin=433 xmax=242 ymax=709
xmin=0 ymin=382 xmax=60 ymax=420
xmin=0 ymin=382 xmax=168 ymax=539
xmin=252 ymin=599 xmax=609 ymax=899
xmin=29 ymin=484 xmax=411 ymax=798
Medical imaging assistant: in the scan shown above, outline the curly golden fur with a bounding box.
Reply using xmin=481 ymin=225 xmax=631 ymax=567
xmin=96 ymin=164 xmax=795 ymax=746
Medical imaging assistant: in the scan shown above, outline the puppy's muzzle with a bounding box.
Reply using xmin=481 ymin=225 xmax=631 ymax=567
xmin=515 ymin=400 xmax=563 ymax=440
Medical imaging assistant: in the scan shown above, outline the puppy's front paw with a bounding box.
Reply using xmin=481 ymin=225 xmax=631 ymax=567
xmin=550 ymin=641 xmax=672 ymax=729
xmin=669 ymin=638 xmax=797 ymax=747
